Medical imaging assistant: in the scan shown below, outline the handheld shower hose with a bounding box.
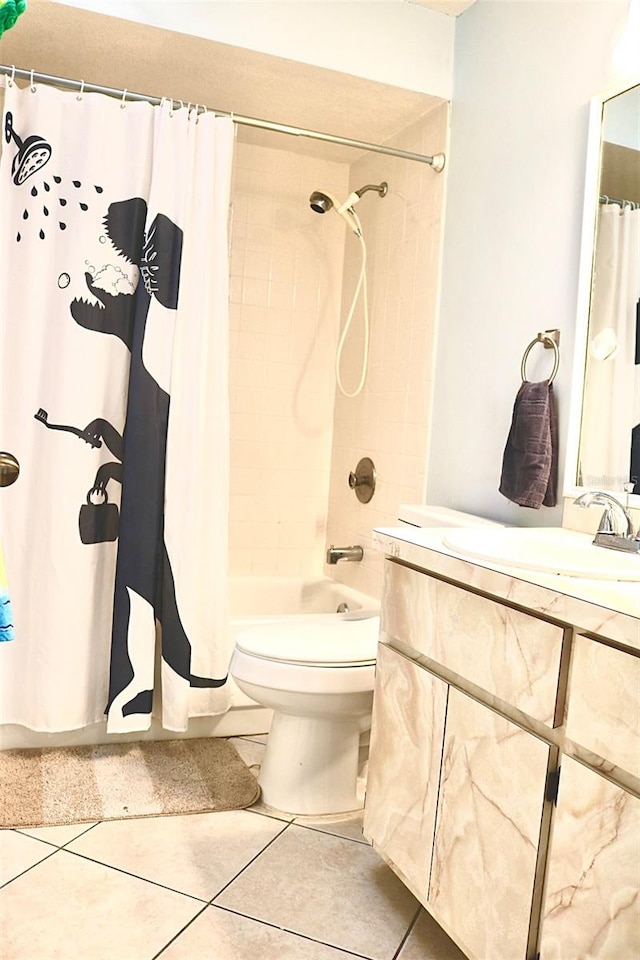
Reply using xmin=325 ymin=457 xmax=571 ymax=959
xmin=335 ymin=207 xmax=369 ymax=398
xmin=309 ymin=183 xmax=387 ymax=398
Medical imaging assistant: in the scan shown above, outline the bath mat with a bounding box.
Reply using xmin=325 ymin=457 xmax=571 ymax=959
xmin=0 ymin=737 xmax=261 ymax=829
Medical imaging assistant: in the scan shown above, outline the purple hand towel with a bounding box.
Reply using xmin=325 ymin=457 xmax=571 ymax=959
xmin=499 ymin=380 xmax=558 ymax=509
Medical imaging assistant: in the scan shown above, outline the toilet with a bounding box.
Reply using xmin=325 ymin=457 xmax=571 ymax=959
xmin=230 ymin=614 xmax=379 ymax=816
xmin=230 ymin=505 xmax=500 ymax=816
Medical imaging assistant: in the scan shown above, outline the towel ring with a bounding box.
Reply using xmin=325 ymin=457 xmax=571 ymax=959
xmin=521 ymin=333 xmax=560 ymax=384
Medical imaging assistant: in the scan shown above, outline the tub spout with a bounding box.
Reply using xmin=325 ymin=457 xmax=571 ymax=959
xmin=326 ymin=545 xmax=364 ymax=564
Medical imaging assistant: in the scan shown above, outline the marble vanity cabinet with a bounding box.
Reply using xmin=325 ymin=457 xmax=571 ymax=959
xmin=363 ymin=528 xmax=640 ymax=960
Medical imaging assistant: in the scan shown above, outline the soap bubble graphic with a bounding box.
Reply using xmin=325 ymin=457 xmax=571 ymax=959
xmin=57 ymin=273 xmax=71 ymax=289
xmin=89 ymin=262 xmax=139 ymax=296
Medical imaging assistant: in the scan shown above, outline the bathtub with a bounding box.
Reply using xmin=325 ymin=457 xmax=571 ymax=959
xmin=228 ymin=576 xmax=378 ymax=619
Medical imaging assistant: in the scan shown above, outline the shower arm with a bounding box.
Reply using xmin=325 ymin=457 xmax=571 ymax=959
xmin=338 ymin=182 xmax=388 ymax=215
xmin=355 ymin=183 xmax=388 ymax=199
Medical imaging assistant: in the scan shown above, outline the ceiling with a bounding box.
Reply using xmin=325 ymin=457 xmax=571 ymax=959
xmin=1 ymin=2 xmax=450 ymax=164
xmin=408 ymin=0 xmax=477 ymax=14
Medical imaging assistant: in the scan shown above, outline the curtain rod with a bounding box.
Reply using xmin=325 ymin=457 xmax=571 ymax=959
xmin=0 ymin=65 xmax=446 ymax=171
xmin=599 ymin=194 xmax=639 ymax=210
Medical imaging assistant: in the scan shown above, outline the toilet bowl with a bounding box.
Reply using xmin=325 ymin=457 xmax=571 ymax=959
xmin=230 ymin=614 xmax=379 ymax=816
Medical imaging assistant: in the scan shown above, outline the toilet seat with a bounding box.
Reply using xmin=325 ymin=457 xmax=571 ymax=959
xmin=235 ymin=615 xmax=379 ymax=668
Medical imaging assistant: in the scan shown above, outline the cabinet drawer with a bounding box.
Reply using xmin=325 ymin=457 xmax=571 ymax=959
xmin=382 ymin=560 xmax=565 ymax=725
xmin=565 ymin=635 xmax=640 ymax=778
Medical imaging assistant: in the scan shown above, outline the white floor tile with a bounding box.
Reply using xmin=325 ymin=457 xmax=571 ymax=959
xmin=293 ymin=809 xmax=369 ymax=844
xmin=0 ymin=830 xmax=55 ymax=886
xmin=248 ymin=798 xmax=297 ymax=822
xmin=160 ymin=904 xmax=373 ymax=959
xmin=228 ymin=736 xmax=265 ymax=776
xmin=397 ymin=910 xmax=468 ymax=960
xmin=16 ymin=822 xmax=98 ymax=847
xmin=215 ymin=822 xmax=419 ymax=960
xmin=0 ymin=848 xmax=202 ymax=960
xmin=65 ymin=809 xmax=287 ymax=901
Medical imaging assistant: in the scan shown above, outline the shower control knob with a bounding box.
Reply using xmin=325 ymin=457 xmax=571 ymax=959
xmin=348 ymin=457 xmax=376 ymax=503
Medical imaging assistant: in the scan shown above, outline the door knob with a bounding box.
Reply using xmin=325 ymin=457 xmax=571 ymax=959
xmin=0 ymin=452 xmax=20 ymax=487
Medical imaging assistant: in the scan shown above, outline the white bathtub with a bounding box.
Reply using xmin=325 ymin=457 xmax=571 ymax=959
xmin=228 ymin=576 xmax=378 ymax=619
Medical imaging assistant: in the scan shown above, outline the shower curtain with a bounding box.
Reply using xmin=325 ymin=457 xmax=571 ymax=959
xmin=0 ymin=80 xmax=234 ymax=733
xmin=579 ymin=203 xmax=640 ymax=490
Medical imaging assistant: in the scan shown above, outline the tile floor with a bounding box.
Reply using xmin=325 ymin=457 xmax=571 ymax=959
xmin=0 ymin=735 xmax=466 ymax=960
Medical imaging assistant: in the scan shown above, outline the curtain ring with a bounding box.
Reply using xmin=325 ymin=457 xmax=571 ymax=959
xmin=76 ymin=80 xmax=85 ymax=101
xmin=8 ymin=65 xmax=16 ymax=87
xmin=30 ymin=69 xmax=36 ymax=93
xmin=120 ymin=88 xmax=128 ymax=109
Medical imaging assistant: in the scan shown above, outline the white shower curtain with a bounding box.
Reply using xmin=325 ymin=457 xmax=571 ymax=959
xmin=579 ymin=203 xmax=640 ymax=490
xmin=0 ymin=80 xmax=234 ymax=733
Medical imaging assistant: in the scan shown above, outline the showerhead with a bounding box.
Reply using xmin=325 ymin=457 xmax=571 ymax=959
xmin=309 ymin=188 xmax=359 ymax=234
xmin=309 ymin=181 xmax=387 ymax=235
xmin=309 ymin=191 xmax=334 ymax=214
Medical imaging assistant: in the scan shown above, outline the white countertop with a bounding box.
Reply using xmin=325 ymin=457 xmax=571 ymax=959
xmin=374 ymin=525 xmax=640 ymax=653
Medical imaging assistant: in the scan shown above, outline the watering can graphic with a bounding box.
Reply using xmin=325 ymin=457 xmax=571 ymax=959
xmin=4 ymin=112 xmax=51 ymax=185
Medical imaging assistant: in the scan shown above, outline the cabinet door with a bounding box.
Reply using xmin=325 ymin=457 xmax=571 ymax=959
xmin=363 ymin=643 xmax=448 ymax=900
xmin=429 ymin=688 xmax=550 ymax=960
xmin=540 ymin=757 xmax=640 ymax=959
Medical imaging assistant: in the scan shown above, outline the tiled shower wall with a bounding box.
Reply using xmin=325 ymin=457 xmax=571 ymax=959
xmin=229 ymin=144 xmax=349 ymax=575
xmin=229 ymin=102 xmax=447 ymax=586
xmin=325 ymin=103 xmax=449 ymax=599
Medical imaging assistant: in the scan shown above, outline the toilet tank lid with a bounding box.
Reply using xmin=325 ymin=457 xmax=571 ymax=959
xmin=235 ymin=615 xmax=380 ymax=665
xmin=397 ymin=504 xmax=502 ymax=528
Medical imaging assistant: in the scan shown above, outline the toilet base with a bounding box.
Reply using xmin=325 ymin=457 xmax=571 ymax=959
xmin=258 ymin=711 xmax=365 ymax=816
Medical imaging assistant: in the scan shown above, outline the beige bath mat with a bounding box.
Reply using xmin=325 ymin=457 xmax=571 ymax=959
xmin=0 ymin=737 xmax=261 ymax=829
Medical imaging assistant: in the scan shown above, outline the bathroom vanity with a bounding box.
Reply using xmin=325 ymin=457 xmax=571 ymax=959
xmin=363 ymin=526 xmax=639 ymax=960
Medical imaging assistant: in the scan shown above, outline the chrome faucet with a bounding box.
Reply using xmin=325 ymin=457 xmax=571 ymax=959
xmin=573 ymin=490 xmax=639 ymax=554
xmin=326 ymin=544 xmax=364 ymax=564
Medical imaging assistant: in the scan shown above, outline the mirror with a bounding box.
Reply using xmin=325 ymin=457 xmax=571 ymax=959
xmin=566 ymin=80 xmax=640 ymax=505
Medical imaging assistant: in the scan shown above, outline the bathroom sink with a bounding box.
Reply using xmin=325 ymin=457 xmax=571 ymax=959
xmin=442 ymin=527 xmax=640 ymax=581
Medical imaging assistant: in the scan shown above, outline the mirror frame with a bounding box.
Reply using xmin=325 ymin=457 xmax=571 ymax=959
xmin=564 ymin=74 xmax=640 ymax=507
